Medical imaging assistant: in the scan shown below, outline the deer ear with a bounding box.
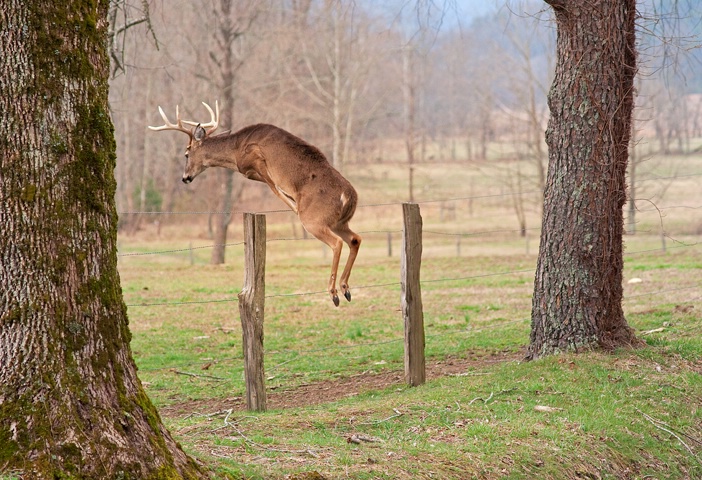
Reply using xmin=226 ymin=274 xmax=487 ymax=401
xmin=194 ymin=124 xmax=206 ymax=141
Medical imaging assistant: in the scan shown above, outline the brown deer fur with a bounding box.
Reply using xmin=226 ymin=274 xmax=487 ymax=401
xmin=150 ymin=104 xmax=361 ymax=306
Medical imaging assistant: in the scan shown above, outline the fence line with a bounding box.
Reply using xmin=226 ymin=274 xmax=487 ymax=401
xmin=116 ymin=170 xmax=702 ymax=217
xmin=124 ymin=268 xmax=534 ymax=308
xmin=117 ymin=226 xmax=700 ymax=261
xmin=116 ymin=235 xmax=700 ymax=261
xmin=124 ymin=265 xmax=701 ymax=308
xmin=623 ymin=284 xmax=702 ymax=301
xmin=137 ymin=278 xmax=702 ymax=376
xmin=117 ymin=199 xmax=702 ymax=217
xmin=120 ymin=203 xmax=701 ymax=309
xmin=135 ymin=279 xmax=702 ymax=375
xmin=128 ymin=204 xmax=700 ymax=402
xmin=127 ymin=297 xmax=239 ymax=308
xmin=118 ymin=241 xmax=245 ymax=257
xmin=423 ymin=227 xmax=541 ymax=237
xmin=116 ymin=225 xmax=534 ymax=258
xmin=116 ymin=190 xmax=543 ymax=217
xmin=637 ymin=205 xmax=702 ymax=213
xmin=117 ymin=192 xmax=700 ymax=261
xmin=132 ymin=281 xmax=702 ymax=378
xmin=626 ymin=242 xmax=700 ymax=256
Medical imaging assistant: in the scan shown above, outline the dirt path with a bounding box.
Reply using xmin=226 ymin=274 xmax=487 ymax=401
xmin=161 ymin=350 xmax=522 ymax=417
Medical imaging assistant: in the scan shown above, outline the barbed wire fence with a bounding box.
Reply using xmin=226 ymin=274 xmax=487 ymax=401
xmin=117 ymin=189 xmax=702 ymax=307
xmin=117 ymin=183 xmax=702 ymax=406
xmin=119 ymin=184 xmax=702 ymax=305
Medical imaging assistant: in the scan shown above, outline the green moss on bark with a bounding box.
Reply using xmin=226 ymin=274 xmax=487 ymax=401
xmin=1 ymin=1 xmax=209 ymax=477
xmin=67 ymin=102 xmax=116 ymax=215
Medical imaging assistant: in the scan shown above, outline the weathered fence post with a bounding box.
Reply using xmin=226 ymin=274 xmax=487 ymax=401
xmin=401 ymin=203 xmax=425 ymax=386
xmin=238 ymin=213 xmax=267 ymax=411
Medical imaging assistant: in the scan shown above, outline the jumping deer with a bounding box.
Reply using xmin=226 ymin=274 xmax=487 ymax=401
xmin=148 ymin=102 xmax=361 ymax=306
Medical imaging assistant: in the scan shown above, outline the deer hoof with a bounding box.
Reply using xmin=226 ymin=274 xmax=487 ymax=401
xmin=344 ymin=290 xmax=352 ymax=302
xmin=332 ymin=295 xmax=340 ymax=307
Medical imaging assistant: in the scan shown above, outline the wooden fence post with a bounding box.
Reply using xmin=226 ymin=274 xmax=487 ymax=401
xmin=401 ymin=203 xmax=425 ymax=386
xmin=238 ymin=213 xmax=267 ymax=412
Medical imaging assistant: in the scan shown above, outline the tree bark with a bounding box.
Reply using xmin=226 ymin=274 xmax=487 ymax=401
xmin=0 ymin=2 xmax=206 ymax=477
xmin=528 ymin=0 xmax=642 ymax=359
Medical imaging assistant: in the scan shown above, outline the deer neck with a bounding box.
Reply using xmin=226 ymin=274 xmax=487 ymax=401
xmin=201 ymin=134 xmax=244 ymax=171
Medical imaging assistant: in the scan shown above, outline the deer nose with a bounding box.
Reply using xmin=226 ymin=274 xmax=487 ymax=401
xmin=182 ymin=176 xmax=192 ymax=184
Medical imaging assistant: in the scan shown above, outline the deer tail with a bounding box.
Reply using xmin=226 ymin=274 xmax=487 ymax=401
xmin=339 ymin=188 xmax=358 ymax=224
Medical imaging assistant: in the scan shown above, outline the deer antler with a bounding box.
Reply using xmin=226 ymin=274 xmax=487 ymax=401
xmin=182 ymin=101 xmax=220 ymax=135
xmin=148 ymin=105 xmax=193 ymax=139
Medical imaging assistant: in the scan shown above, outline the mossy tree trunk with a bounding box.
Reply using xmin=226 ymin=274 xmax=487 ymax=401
xmin=528 ymin=0 xmax=643 ymax=359
xmin=0 ymin=2 xmax=207 ymax=478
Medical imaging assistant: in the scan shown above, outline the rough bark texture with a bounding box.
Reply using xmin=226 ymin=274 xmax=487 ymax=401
xmin=0 ymin=2 xmax=207 ymax=478
xmin=528 ymin=0 xmax=642 ymax=359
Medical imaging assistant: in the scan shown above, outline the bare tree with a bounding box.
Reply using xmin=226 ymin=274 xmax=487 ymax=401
xmin=397 ymin=3 xmax=439 ymax=201
xmin=280 ymin=0 xmax=380 ymax=172
xmin=501 ymin=8 xmax=552 ymax=197
xmin=626 ymin=0 xmax=702 ymax=234
xmin=110 ymin=0 xmax=189 ymax=234
xmin=190 ymin=0 xmax=267 ymax=264
xmin=108 ymin=0 xmax=156 ymax=77
xmin=403 ymin=42 xmax=420 ymax=201
xmin=486 ymin=5 xmax=554 ymax=236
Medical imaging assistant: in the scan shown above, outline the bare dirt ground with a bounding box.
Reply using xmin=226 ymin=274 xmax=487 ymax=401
xmin=161 ymin=349 xmax=523 ymax=417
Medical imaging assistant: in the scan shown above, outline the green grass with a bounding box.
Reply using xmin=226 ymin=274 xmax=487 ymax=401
xmin=117 ymin=152 xmax=702 ymax=479
xmin=118 ymin=236 xmax=702 ymax=479
xmin=155 ymin=349 xmax=702 ymax=479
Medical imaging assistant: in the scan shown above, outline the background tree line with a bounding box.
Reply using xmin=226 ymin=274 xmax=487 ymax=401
xmin=109 ymin=0 xmax=701 ymax=249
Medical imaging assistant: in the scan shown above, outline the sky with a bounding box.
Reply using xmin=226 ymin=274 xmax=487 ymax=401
xmin=371 ymin=0 xmax=504 ymax=31
xmin=453 ymin=0 xmax=499 ymax=21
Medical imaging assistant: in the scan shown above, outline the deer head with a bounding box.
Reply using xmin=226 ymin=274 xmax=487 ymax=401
xmin=148 ymin=101 xmax=220 ymax=183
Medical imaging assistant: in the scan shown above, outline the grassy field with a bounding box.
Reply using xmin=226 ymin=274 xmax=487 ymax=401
xmin=117 ymin=152 xmax=702 ymax=479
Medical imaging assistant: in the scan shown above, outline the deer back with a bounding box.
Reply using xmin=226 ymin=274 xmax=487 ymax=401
xmin=197 ymin=124 xmax=356 ymax=203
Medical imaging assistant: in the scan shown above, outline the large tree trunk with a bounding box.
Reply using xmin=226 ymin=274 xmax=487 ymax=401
xmin=0 ymin=2 xmax=206 ymax=477
xmin=528 ymin=0 xmax=642 ymax=359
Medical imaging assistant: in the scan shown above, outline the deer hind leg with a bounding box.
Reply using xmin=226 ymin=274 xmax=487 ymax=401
xmin=304 ymin=224 xmax=344 ymax=306
xmin=333 ymin=225 xmax=362 ymax=302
